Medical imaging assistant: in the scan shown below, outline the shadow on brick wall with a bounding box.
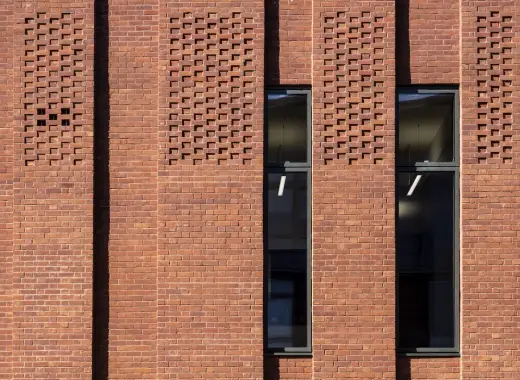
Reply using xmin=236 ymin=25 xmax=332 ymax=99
xmin=396 ymin=356 xmax=412 ymax=380
xmin=92 ymin=0 xmax=110 ymax=379
xmin=265 ymin=0 xmax=280 ymax=85
xmin=264 ymin=356 xmax=281 ymax=380
xmin=396 ymin=0 xmax=411 ymax=85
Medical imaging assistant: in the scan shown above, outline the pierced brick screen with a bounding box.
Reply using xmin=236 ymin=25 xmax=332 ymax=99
xmin=319 ymin=11 xmax=388 ymax=165
xmin=165 ymin=11 xmax=258 ymax=165
xmin=475 ymin=11 xmax=514 ymax=164
xmin=21 ymin=12 xmax=86 ymax=166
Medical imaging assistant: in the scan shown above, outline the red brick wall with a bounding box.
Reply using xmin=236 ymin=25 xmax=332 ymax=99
xmin=0 ymin=1 xmax=14 ymax=377
xmin=1 ymin=1 xmax=520 ymax=379
xmin=9 ymin=1 xmax=94 ymax=379
xmin=461 ymin=1 xmax=520 ymax=379
xmin=108 ymin=0 xmax=158 ymax=378
xmin=312 ymin=2 xmax=396 ymax=379
xmin=397 ymin=357 xmax=461 ymax=380
xmin=156 ymin=2 xmax=264 ymax=378
xmin=266 ymin=0 xmax=312 ymax=85
xmin=396 ymin=0 xmax=460 ymax=84
xmin=265 ymin=357 xmax=312 ymax=380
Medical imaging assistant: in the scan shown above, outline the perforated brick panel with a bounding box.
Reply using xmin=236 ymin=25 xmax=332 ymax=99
xmin=474 ymin=11 xmax=514 ymax=164
xmin=318 ymin=11 xmax=388 ymax=165
xmin=165 ymin=11 xmax=259 ymax=165
xmin=21 ymin=12 xmax=87 ymax=166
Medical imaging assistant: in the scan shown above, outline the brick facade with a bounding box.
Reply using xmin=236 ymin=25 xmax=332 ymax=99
xmin=0 ymin=1 xmax=519 ymax=379
xmin=2 ymin=1 xmax=94 ymax=379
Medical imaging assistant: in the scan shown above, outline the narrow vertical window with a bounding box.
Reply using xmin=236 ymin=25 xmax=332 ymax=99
xmin=396 ymin=88 xmax=460 ymax=354
xmin=265 ymin=89 xmax=311 ymax=353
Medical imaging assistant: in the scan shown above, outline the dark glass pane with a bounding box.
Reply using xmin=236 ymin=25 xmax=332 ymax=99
xmin=397 ymin=172 xmax=455 ymax=348
xmin=267 ymin=93 xmax=308 ymax=164
xmin=398 ymin=93 xmax=455 ymax=165
xmin=267 ymin=172 xmax=308 ymax=348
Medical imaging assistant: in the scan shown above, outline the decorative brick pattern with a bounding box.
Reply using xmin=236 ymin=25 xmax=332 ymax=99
xmin=166 ymin=11 xmax=258 ymax=165
xmin=21 ymin=12 xmax=86 ymax=166
xmin=474 ymin=11 xmax=514 ymax=164
xmin=318 ymin=11 xmax=388 ymax=165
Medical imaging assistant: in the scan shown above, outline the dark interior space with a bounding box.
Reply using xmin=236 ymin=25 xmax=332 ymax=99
xmin=396 ymin=0 xmax=411 ymax=85
xmin=92 ymin=0 xmax=110 ymax=379
xmin=265 ymin=0 xmax=280 ymax=85
xmin=396 ymin=357 xmax=412 ymax=380
xmin=264 ymin=356 xmax=281 ymax=380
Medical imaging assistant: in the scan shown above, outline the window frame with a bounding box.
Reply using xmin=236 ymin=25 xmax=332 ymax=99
xmin=396 ymin=87 xmax=460 ymax=356
xmin=264 ymin=87 xmax=312 ymax=356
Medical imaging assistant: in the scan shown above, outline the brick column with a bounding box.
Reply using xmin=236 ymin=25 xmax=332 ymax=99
xmin=312 ymin=1 xmax=396 ymax=378
xmin=461 ymin=1 xmax=520 ymax=379
xmin=107 ymin=0 xmax=159 ymax=378
xmin=0 ymin=1 xmax=14 ymax=377
xmin=157 ymin=2 xmax=264 ymax=378
xmin=11 ymin=1 xmax=94 ymax=379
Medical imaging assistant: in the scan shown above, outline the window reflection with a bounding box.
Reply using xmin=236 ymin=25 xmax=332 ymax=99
xmin=397 ymin=172 xmax=455 ymax=348
xmin=267 ymin=94 xmax=308 ymax=164
xmin=267 ymin=172 xmax=308 ymax=348
xmin=398 ymin=93 xmax=455 ymax=165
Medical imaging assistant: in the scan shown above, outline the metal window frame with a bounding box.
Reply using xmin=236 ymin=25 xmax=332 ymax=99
xmin=396 ymin=87 xmax=460 ymax=356
xmin=264 ymin=87 xmax=312 ymax=355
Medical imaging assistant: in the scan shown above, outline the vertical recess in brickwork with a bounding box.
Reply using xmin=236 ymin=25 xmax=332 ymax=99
xmin=11 ymin=2 xmax=94 ymax=379
xmin=313 ymin=1 xmax=395 ymax=379
xmin=396 ymin=357 xmax=461 ymax=380
xmin=265 ymin=0 xmax=312 ymax=85
xmin=157 ymin=2 xmax=264 ymax=378
xmin=265 ymin=357 xmax=313 ymax=380
xmin=318 ymin=11 xmax=389 ymax=165
xmin=395 ymin=0 xmax=460 ymax=85
xmin=108 ymin=0 xmax=158 ymax=378
xmin=164 ymin=11 xmax=258 ymax=166
xmin=0 ymin=1 xmax=14 ymax=377
xmin=461 ymin=2 xmax=520 ymax=379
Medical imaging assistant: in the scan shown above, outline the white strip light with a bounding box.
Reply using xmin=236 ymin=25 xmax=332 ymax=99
xmin=407 ymin=174 xmax=422 ymax=196
xmin=278 ymin=175 xmax=286 ymax=196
